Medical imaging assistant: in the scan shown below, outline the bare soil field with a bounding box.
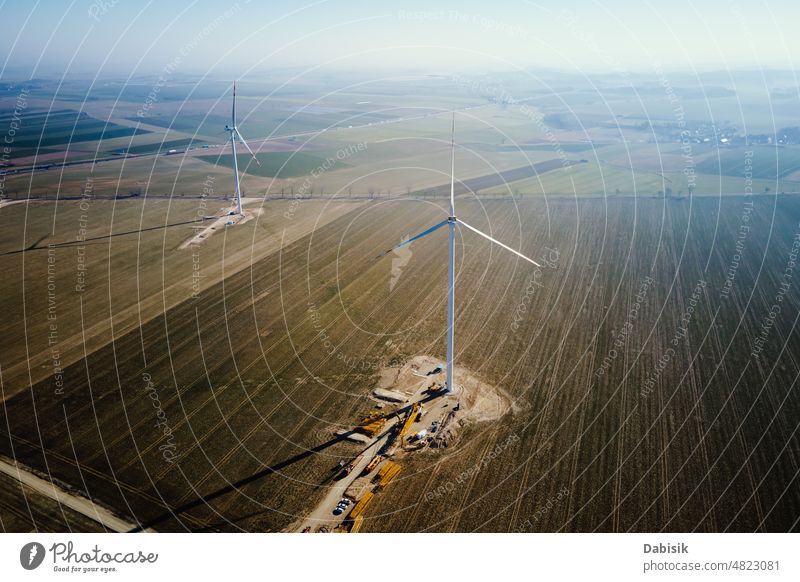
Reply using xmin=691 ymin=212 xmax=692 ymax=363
xmin=0 ymin=198 xmax=363 ymax=394
xmin=1 ymin=195 xmax=799 ymax=532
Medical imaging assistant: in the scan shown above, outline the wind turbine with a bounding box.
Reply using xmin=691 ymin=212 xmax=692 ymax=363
xmin=378 ymin=114 xmax=541 ymax=393
xmin=225 ymin=82 xmax=259 ymax=216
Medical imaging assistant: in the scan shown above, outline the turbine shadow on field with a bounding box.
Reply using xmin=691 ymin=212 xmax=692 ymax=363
xmin=128 ymin=430 xmax=358 ymax=532
xmin=130 ymin=395 xmax=443 ymax=532
xmin=1 ymin=217 xmax=217 ymax=256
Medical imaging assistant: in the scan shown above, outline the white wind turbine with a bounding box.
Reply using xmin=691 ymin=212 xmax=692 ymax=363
xmin=225 ymin=82 xmax=259 ymax=216
xmin=378 ymin=114 xmax=541 ymax=393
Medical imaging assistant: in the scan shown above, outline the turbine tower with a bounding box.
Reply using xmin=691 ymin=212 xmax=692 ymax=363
xmin=225 ymin=82 xmax=259 ymax=216
xmin=378 ymin=113 xmax=541 ymax=393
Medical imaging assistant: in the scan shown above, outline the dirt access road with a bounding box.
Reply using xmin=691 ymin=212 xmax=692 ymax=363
xmin=294 ymin=429 xmax=394 ymax=532
xmin=0 ymin=455 xmax=148 ymax=532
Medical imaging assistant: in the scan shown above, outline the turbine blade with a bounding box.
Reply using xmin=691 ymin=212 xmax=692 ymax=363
xmin=232 ymin=81 xmax=236 ymax=127
xmin=235 ymin=129 xmax=260 ymax=164
xmin=375 ymin=220 xmax=448 ymax=259
xmin=449 ymin=112 xmax=455 ymax=216
xmin=457 ymin=219 xmax=541 ymax=267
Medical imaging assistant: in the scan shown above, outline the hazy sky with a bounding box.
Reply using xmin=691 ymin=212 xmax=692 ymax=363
xmin=1 ymin=0 xmax=797 ymax=78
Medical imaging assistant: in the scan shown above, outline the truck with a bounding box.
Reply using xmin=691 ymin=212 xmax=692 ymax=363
xmin=336 ymin=453 xmax=364 ymax=480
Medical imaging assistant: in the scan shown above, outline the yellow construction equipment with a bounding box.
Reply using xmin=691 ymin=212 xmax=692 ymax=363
xmin=349 ymin=515 xmax=364 ymax=533
xmin=376 ymin=461 xmax=402 ymax=489
xmin=361 ymin=412 xmax=379 ymax=422
xmin=363 ymin=455 xmax=381 ymax=474
xmin=348 ymin=491 xmax=374 ymax=520
xmin=358 ymin=418 xmax=386 ymax=437
xmin=397 ymin=403 xmax=419 ymax=443
xmin=357 ymin=411 xmax=390 ymax=437
xmin=375 ymin=461 xmax=395 ymax=481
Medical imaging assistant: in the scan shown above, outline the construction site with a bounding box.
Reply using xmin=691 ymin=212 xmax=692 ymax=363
xmin=295 ymin=356 xmax=512 ymax=533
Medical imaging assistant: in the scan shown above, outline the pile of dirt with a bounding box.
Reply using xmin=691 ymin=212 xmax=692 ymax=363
xmin=452 ymin=366 xmax=513 ymax=423
xmin=178 ymin=205 xmax=262 ymax=249
xmin=371 ymin=388 xmax=406 ymax=403
xmin=334 ymin=429 xmax=371 ymax=444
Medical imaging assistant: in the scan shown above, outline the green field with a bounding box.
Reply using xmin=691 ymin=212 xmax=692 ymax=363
xmin=120 ymin=138 xmax=202 ymax=155
xmin=696 ymin=146 xmax=800 ymax=180
xmin=2 ymin=109 xmax=151 ymax=153
xmin=482 ymin=160 xmax=664 ymax=196
xmin=128 ymin=104 xmax=399 ymax=142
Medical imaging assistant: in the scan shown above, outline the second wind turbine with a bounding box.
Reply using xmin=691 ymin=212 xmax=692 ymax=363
xmin=225 ymin=81 xmax=259 ymax=217
xmin=378 ymin=114 xmax=542 ymax=393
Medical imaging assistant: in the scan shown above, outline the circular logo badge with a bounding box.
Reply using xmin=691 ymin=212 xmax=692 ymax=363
xmin=20 ymin=542 xmax=46 ymax=570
